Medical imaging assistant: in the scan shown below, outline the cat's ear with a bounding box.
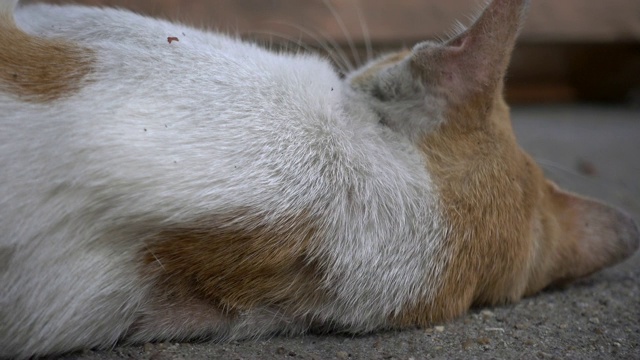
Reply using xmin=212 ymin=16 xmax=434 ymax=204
xmin=411 ymin=0 xmax=530 ymax=103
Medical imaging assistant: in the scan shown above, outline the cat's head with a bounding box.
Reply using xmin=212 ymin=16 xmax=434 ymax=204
xmin=346 ymin=0 xmax=638 ymax=312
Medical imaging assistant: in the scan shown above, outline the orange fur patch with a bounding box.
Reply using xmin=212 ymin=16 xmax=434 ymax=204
xmin=0 ymin=15 xmax=94 ymax=102
xmin=393 ymin=91 xmax=638 ymax=326
xmin=393 ymin=95 xmax=542 ymax=325
xmin=142 ymin=210 xmax=327 ymax=316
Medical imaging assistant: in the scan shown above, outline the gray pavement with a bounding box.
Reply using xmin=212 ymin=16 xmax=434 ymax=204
xmin=60 ymin=105 xmax=640 ymax=360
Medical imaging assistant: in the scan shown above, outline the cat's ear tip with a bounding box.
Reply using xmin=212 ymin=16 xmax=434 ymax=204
xmin=407 ymin=0 xmax=531 ymax=100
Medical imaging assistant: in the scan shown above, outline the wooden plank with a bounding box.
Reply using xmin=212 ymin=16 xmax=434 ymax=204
xmin=23 ymin=0 xmax=640 ymax=43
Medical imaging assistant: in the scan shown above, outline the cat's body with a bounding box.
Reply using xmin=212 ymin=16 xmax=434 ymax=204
xmin=2 ymin=2 xmax=443 ymax=351
xmin=0 ymin=0 xmax=638 ymax=358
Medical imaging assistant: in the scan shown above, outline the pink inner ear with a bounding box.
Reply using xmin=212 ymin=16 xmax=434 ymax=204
xmin=434 ymin=39 xmax=495 ymax=102
xmin=441 ymin=28 xmax=512 ymax=102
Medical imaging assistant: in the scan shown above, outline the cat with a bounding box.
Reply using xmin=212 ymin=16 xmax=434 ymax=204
xmin=0 ymin=0 xmax=638 ymax=358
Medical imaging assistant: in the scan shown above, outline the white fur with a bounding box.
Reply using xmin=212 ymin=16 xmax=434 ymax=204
xmin=0 ymin=2 xmax=447 ymax=357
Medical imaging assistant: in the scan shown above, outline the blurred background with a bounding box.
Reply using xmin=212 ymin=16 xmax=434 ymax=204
xmin=22 ymin=0 xmax=640 ymax=104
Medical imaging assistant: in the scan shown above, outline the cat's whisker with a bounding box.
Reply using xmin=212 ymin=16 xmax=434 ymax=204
xmin=264 ymin=20 xmax=353 ymax=74
xmin=535 ymin=158 xmax=588 ymax=179
xmin=322 ymin=0 xmax=361 ymax=67
xmin=534 ymin=157 xmax=638 ymax=193
xmin=246 ymin=30 xmax=319 ymax=58
xmin=351 ymin=0 xmax=373 ymax=63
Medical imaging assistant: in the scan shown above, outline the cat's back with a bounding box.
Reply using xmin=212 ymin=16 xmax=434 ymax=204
xmin=1 ymin=3 xmax=367 ymax=247
xmin=2 ymin=2 xmax=356 ymax=188
xmin=1 ymin=2 xmax=427 ymax=245
xmin=9 ymin=2 xmax=343 ymax=123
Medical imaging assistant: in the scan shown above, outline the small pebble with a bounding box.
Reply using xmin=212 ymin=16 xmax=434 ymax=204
xmin=480 ymin=310 xmax=495 ymax=320
xmin=462 ymin=339 xmax=474 ymax=350
xmin=589 ymin=317 xmax=600 ymax=324
xmin=434 ymin=326 xmax=445 ymax=332
xmin=477 ymin=337 xmax=491 ymax=345
xmin=336 ymin=350 xmax=349 ymax=359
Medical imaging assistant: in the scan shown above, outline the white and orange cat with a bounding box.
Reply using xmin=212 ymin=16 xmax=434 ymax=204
xmin=0 ymin=0 xmax=638 ymax=358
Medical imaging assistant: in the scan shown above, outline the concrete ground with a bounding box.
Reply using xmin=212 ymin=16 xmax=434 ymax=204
xmin=60 ymin=105 xmax=640 ymax=360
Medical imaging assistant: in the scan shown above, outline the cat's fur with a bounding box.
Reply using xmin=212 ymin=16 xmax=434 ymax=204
xmin=0 ymin=0 xmax=638 ymax=358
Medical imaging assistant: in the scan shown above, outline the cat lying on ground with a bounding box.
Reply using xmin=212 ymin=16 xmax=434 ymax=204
xmin=1 ymin=0 xmax=638 ymax=358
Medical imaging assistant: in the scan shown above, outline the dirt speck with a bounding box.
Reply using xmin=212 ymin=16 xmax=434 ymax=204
xmin=462 ymin=339 xmax=475 ymax=350
xmin=577 ymin=159 xmax=597 ymax=176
